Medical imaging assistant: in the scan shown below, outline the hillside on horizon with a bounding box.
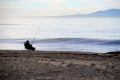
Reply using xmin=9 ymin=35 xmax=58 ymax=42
xmin=61 ymin=9 xmax=120 ymax=17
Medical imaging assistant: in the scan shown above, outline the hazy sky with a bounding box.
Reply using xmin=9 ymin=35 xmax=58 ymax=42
xmin=0 ymin=0 xmax=120 ymax=17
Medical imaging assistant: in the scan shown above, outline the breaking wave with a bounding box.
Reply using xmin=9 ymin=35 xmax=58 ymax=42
xmin=35 ymin=38 xmax=120 ymax=45
xmin=0 ymin=38 xmax=120 ymax=45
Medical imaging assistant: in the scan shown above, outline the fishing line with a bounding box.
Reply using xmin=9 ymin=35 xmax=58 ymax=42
xmin=31 ymin=26 xmax=40 ymax=45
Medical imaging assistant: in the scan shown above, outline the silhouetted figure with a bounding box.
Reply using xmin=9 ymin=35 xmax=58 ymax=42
xmin=24 ymin=40 xmax=35 ymax=51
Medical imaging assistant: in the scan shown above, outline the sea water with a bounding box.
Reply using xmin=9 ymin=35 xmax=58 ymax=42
xmin=0 ymin=17 xmax=120 ymax=52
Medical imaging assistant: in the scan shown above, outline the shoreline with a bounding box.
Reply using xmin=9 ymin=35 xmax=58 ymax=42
xmin=0 ymin=50 xmax=120 ymax=80
xmin=0 ymin=49 xmax=120 ymax=56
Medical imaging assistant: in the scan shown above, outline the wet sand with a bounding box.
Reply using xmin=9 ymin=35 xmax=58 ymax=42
xmin=0 ymin=50 xmax=120 ymax=80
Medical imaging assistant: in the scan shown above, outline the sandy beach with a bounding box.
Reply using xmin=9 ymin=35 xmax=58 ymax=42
xmin=0 ymin=50 xmax=120 ymax=80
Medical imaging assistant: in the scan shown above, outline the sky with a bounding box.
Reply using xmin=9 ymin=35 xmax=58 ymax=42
xmin=0 ymin=0 xmax=120 ymax=17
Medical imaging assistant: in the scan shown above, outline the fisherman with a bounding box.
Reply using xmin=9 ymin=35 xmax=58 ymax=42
xmin=24 ymin=40 xmax=35 ymax=51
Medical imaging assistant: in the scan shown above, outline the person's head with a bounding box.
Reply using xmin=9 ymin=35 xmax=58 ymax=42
xmin=26 ymin=40 xmax=29 ymax=43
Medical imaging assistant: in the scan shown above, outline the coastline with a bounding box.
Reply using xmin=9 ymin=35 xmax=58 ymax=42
xmin=0 ymin=50 xmax=120 ymax=80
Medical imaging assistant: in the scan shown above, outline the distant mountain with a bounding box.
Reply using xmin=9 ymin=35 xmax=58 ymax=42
xmin=62 ymin=9 xmax=120 ymax=17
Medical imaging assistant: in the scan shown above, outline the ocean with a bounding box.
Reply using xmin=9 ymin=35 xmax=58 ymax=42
xmin=0 ymin=17 xmax=120 ymax=52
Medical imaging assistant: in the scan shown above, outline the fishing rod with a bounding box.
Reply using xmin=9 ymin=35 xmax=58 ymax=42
xmin=31 ymin=27 xmax=40 ymax=45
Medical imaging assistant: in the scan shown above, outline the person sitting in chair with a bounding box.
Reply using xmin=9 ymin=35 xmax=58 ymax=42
xmin=24 ymin=40 xmax=35 ymax=51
